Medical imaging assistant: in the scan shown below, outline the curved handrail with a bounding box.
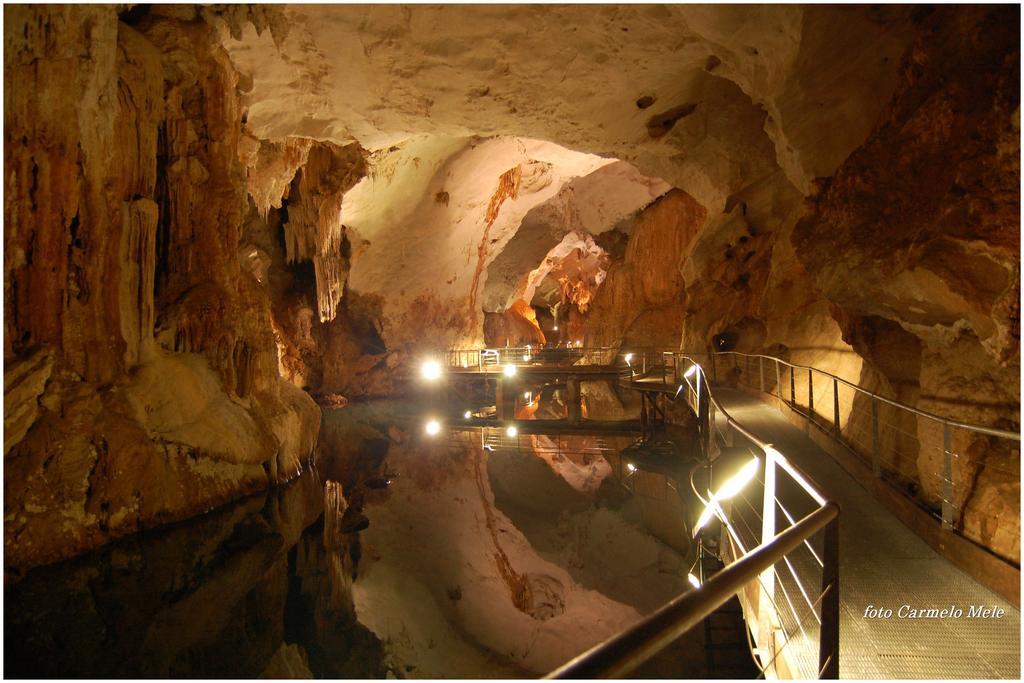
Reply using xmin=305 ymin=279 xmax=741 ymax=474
xmin=546 ymin=502 xmax=840 ymax=679
xmin=710 ymin=351 xmax=1019 ymax=440
xmin=671 ymin=353 xmax=829 ymax=505
xmin=545 ymin=353 xmax=841 ymax=679
xmin=447 ymin=345 xmax=1019 ymax=441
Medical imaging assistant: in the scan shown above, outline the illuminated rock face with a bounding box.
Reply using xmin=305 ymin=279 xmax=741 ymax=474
xmin=3 ymin=4 xmax=1019 ymax=571
xmin=4 ymin=6 xmax=320 ymax=572
xmin=793 ymin=6 xmax=1020 ymax=560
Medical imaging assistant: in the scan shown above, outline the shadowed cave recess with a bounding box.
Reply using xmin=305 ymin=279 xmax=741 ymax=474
xmin=3 ymin=3 xmax=1020 ymax=679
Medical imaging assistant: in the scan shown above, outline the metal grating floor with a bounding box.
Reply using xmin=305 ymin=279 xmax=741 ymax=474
xmin=715 ymin=388 xmax=1020 ymax=680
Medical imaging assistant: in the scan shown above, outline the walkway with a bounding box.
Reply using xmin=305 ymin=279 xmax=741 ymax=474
xmin=715 ymin=387 xmax=1020 ymax=679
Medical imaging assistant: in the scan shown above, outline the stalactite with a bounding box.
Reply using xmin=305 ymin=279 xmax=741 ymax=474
xmin=280 ymin=142 xmax=366 ymax=322
xmin=241 ymin=136 xmax=313 ymax=218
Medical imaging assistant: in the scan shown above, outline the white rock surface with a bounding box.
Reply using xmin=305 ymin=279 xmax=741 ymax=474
xmin=353 ymin=432 xmax=688 ymax=676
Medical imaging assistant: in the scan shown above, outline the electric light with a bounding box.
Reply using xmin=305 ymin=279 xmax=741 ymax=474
xmin=506 ymin=425 xmax=518 ymax=437
xmin=503 ymin=364 xmax=517 ymax=377
xmin=424 ymin=419 xmax=441 ymax=436
xmin=524 ymin=391 xmax=531 ymax=400
xmin=624 ymin=353 xmax=634 ymax=365
xmin=463 ymin=410 xmax=472 ymax=419
xmin=553 ymin=325 xmax=559 ymax=331
xmin=626 ymin=463 xmax=636 ymax=473
xmin=693 ymin=456 xmax=760 ymax=536
xmin=421 ymin=360 xmax=443 ymax=381
xmin=687 ymin=573 xmax=701 ymax=589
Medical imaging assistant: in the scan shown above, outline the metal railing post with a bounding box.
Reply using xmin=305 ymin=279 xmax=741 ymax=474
xmin=775 ymin=360 xmax=782 ymax=401
xmin=790 ymin=366 xmax=796 ymax=406
xmin=760 ymin=448 xmax=777 ymax=613
xmin=546 ymin=503 xmax=840 ymax=680
xmin=832 ymin=377 xmax=840 ymax=436
xmin=759 ymin=356 xmax=765 ymax=393
xmin=808 ymin=368 xmax=815 ymax=417
xmin=942 ymin=423 xmax=954 ymax=530
xmin=819 ymin=517 xmax=840 ymax=679
xmin=871 ymin=399 xmax=881 ymax=477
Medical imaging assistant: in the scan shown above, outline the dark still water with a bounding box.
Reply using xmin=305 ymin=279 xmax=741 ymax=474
xmin=6 ymin=398 xmax=703 ymax=678
xmin=4 ymin=404 xmax=397 ymax=679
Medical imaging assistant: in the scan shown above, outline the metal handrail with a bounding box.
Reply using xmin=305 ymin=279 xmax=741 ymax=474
xmin=711 ymin=351 xmax=1019 ymax=440
xmin=546 ymin=502 xmax=840 ymax=679
xmin=701 ymin=350 xmax=1020 ymax=557
xmin=544 ymin=353 xmax=840 ymax=679
xmin=445 ymin=345 xmax=623 ymax=369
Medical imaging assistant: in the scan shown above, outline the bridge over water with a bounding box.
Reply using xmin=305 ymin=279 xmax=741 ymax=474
xmin=428 ymin=346 xmax=1020 ymax=679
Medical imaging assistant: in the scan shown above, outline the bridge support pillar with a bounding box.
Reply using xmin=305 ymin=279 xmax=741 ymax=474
xmin=566 ymin=378 xmax=582 ymax=424
xmin=497 ymin=378 xmax=516 ymax=420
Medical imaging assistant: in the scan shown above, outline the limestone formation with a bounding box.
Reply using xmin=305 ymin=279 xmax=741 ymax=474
xmin=3 ymin=4 xmax=1018 ymax=573
xmin=4 ymin=6 xmax=320 ymax=572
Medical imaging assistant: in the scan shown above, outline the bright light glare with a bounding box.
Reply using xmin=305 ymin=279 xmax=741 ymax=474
xmin=769 ymin=447 xmax=826 ymax=505
xmin=503 ymin=364 xmax=517 ymax=377
xmin=522 ymin=354 xmax=530 ymax=361
xmin=553 ymin=325 xmax=559 ymax=331
xmin=506 ymin=425 xmax=518 ymax=437
xmin=424 ymin=419 xmax=441 ymax=436
xmin=421 ymin=360 xmax=442 ymax=381
xmin=524 ymin=391 xmax=531 ymax=400
xmin=684 ymin=364 xmax=698 ymax=379
xmin=626 ymin=463 xmax=637 ymax=473
xmin=624 ymin=353 xmax=634 ymax=364
xmin=717 ymin=457 xmax=760 ymax=500
xmin=463 ymin=411 xmax=472 ymax=419
xmin=687 ymin=573 xmax=701 ymax=589
xmin=693 ymin=456 xmax=760 ymax=536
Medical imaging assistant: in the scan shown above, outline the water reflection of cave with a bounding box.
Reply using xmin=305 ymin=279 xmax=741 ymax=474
xmin=484 ymin=233 xmax=612 ymax=347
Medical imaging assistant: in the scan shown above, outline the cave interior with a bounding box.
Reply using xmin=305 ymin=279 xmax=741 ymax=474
xmin=2 ymin=3 xmax=1021 ymax=680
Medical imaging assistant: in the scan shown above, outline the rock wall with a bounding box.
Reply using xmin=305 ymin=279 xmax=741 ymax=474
xmin=608 ymin=6 xmax=1020 ymax=561
xmin=586 ymin=190 xmax=708 ymax=349
xmin=4 ymin=6 xmax=320 ymax=574
xmin=793 ymin=5 xmax=1020 ymax=560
